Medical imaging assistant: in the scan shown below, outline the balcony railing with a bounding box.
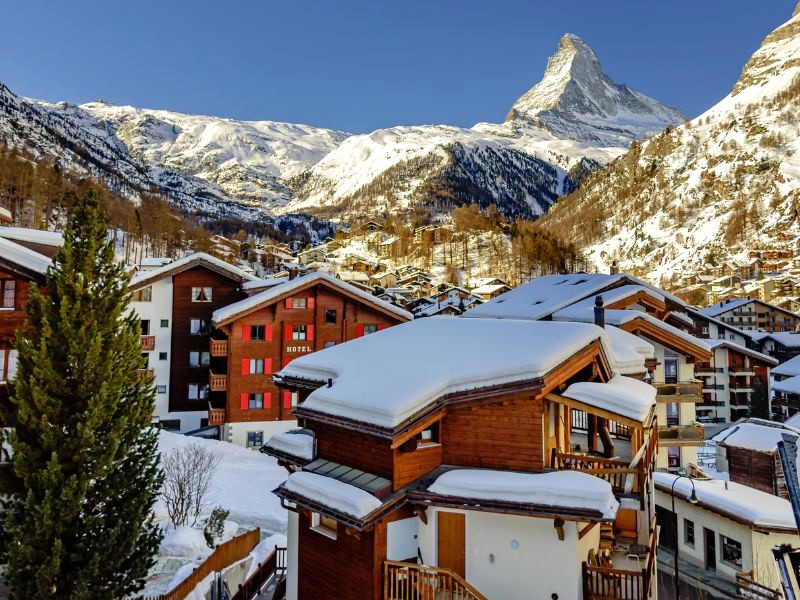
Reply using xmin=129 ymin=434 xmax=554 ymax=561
xmin=655 ymin=381 xmax=702 ymax=403
xmin=657 ymin=423 xmax=704 ymax=446
xmin=140 ymin=335 xmax=156 ymax=351
xmin=209 ymin=372 xmax=227 ymax=392
xmin=136 ymin=368 xmax=154 ymax=380
xmin=583 ymin=527 xmax=657 ymax=599
xmin=694 ymin=367 xmax=724 ymax=375
xmin=384 ymin=561 xmax=486 ymax=600
xmin=210 ymin=338 xmax=228 ymax=357
xmin=729 ymin=368 xmax=755 ymax=377
xmin=208 ymin=404 xmax=226 ymax=426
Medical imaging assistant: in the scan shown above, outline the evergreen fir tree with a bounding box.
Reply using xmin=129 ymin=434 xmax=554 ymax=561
xmin=0 ymin=188 xmax=163 ymax=598
xmin=749 ymin=376 xmax=770 ymax=419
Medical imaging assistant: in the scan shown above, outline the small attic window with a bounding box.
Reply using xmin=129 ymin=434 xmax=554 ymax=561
xmin=554 ymin=280 xmax=569 ymax=285
xmin=571 ymin=279 xmax=588 ymax=285
xmin=532 ymin=300 xmax=543 ymax=305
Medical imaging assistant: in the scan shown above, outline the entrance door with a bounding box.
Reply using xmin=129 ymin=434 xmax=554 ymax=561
xmin=437 ymin=512 xmax=465 ymax=577
xmin=704 ymin=527 xmax=716 ymax=571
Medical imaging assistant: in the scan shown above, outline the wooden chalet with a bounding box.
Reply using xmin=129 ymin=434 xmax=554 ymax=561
xmin=210 ymin=272 xmax=412 ymax=447
xmin=265 ymin=318 xmax=660 ymax=600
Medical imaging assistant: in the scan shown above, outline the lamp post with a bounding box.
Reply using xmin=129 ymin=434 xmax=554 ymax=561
xmin=671 ymin=475 xmax=699 ymax=600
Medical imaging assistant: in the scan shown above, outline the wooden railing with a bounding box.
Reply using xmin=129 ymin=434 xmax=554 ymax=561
xmin=208 ymin=404 xmax=226 ymax=426
xmin=144 ymin=528 xmax=261 ymax=600
xmin=655 ymin=381 xmax=702 ymax=403
xmin=136 ymin=368 xmax=155 ymax=380
xmin=140 ymin=335 xmax=156 ymax=351
xmin=384 ymin=561 xmax=486 ymax=600
xmin=735 ymin=574 xmax=782 ymax=600
xmin=553 ymin=452 xmax=634 ymax=495
xmin=210 ymin=338 xmax=228 ymax=357
xmin=209 ymin=372 xmax=227 ymax=392
xmin=231 ymin=546 xmax=287 ymax=600
xmin=687 ymin=462 xmax=712 ymax=480
xmin=583 ymin=526 xmax=657 ymax=599
xmin=657 ymin=423 xmax=704 ymax=446
xmin=570 ymin=409 xmax=631 ymax=440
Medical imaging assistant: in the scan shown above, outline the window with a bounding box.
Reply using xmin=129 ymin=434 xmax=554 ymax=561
xmin=249 ymin=393 xmax=264 ymax=409
xmin=684 ymin=519 xmax=695 ymax=547
xmin=283 ymin=390 xmax=300 ymax=408
xmin=701 ymin=326 xmax=709 ymax=335
xmin=325 ymin=309 xmax=337 ymax=324
xmin=246 ymin=431 xmax=263 ymax=448
xmin=324 ymin=341 xmax=336 ymax=349
xmin=133 ymin=286 xmax=152 ymax=302
xmin=141 ymin=320 xmax=151 ymax=335
xmin=188 ymin=384 xmax=209 ymax=401
xmin=160 ymin=419 xmax=181 ymax=431
xmin=293 ymin=325 xmax=307 ymax=341
xmin=189 ymin=352 xmax=210 ymax=368
xmin=156 ymin=385 xmax=167 ymax=394
xmin=190 ymin=319 xmax=209 ymax=335
xmin=292 ymin=297 xmax=307 ymax=309
xmin=720 ymin=535 xmax=742 ymax=569
xmin=0 ymin=349 xmax=19 ymax=382
xmin=364 ymin=324 xmax=379 ymax=335
xmin=417 ymin=422 xmax=440 ymax=447
xmin=160 ymin=319 xmax=169 ymax=328
xmin=249 ymin=358 xmax=265 ymax=374
xmin=251 ymin=325 xmax=265 ymax=341
xmin=159 ymin=352 xmax=168 ymax=361
xmin=191 ymin=287 xmax=212 ymax=302
xmin=1 ymin=280 xmax=16 ymax=309
xmin=311 ymin=512 xmax=337 ymax=539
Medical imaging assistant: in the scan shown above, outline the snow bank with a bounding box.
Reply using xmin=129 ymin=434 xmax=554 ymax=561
xmin=283 ymin=471 xmax=382 ymax=518
xmin=712 ymin=420 xmax=800 ymax=452
xmin=562 ymin=374 xmax=656 ymax=422
xmin=161 ymin=526 xmax=211 ymax=559
xmin=279 ymin=318 xmax=616 ymax=428
xmin=265 ymin=431 xmax=314 ymax=461
xmin=655 ymin=472 xmax=797 ymax=530
xmin=157 ymin=432 xmax=288 ymax=532
xmin=604 ymin=325 xmax=654 ymax=374
xmin=428 ymin=469 xmax=619 ymax=519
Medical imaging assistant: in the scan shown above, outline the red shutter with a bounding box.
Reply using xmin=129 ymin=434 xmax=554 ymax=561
xmin=284 ymin=325 xmax=293 ymax=341
xmin=356 ymin=323 xmax=365 ymax=337
xmin=377 ymin=323 xmax=386 ymax=331
xmin=285 ymin=297 xmax=293 ymax=309
xmin=242 ymin=325 xmax=251 ymax=342
xmin=283 ymin=357 xmax=292 ymax=368
xmin=307 ymin=297 xmax=315 ymax=309
xmin=264 ymin=392 xmax=272 ymax=409
xmin=283 ymin=390 xmax=292 ymax=409
xmin=265 ymin=324 xmax=273 ymax=342
xmin=240 ymin=393 xmax=248 ymax=410
xmin=265 ymin=358 xmax=273 ymax=373
xmin=307 ymin=325 xmax=315 ymax=341
xmin=241 ymin=358 xmax=249 ymax=375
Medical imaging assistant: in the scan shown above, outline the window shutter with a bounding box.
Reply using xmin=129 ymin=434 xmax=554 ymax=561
xmin=264 ymin=392 xmax=272 ymax=409
xmin=283 ymin=390 xmax=292 ymax=409
xmin=285 ymin=297 xmax=293 ymax=309
xmin=308 ymin=297 xmax=315 ymax=309
xmin=265 ymin=357 xmax=272 ymax=373
xmin=307 ymin=325 xmax=315 ymax=341
xmin=240 ymin=393 xmax=248 ymax=410
xmin=266 ymin=324 xmax=273 ymax=342
xmin=356 ymin=323 xmax=365 ymax=337
xmin=377 ymin=323 xmax=386 ymax=331
xmin=241 ymin=359 xmax=249 ymax=375
xmin=242 ymin=325 xmax=251 ymax=342
xmin=283 ymin=357 xmax=292 ymax=368
xmin=284 ymin=325 xmax=292 ymax=341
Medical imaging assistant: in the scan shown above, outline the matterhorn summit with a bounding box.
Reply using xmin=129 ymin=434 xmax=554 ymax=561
xmin=506 ymin=33 xmax=686 ymax=146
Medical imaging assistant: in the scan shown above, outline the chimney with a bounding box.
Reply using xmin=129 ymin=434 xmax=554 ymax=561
xmin=610 ymin=261 xmax=619 ymax=275
xmin=289 ymin=267 xmax=299 ymax=280
xmin=594 ymin=295 xmax=605 ymax=329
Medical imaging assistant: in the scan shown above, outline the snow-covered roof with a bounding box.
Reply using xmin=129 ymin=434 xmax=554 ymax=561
xmin=265 ymin=431 xmax=314 ymax=461
xmin=212 ymin=271 xmax=412 ymax=326
xmin=760 ymin=332 xmax=800 ymax=349
xmin=427 ymin=469 xmax=619 ymax=519
xmin=705 ymin=339 xmax=778 ymax=365
xmin=700 ymin=297 xmax=755 ymax=317
xmin=785 ymin=413 xmax=800 ymax=428
xmin=654 ymin=472 xmax=797 ymax=531
xmin=278 ymin=318 xmax=633 ymax=429
xmin=242 ymin=276 xmax=289 ymax=291
xmin=561 ymin=374 xmax=656 ymax=422
xmin=471 ymin=283 xmax=510 ymax=295
xmin=774 ymin=375 xmax=800 ymax=396
xmin=0 ymin=226 xmax=63 ymax=247
xmin=464 ymin=273 xmax=628 ymax=321
xmin=282 ymin=471 xmax=382 ymax=518
xmin=130 ymin=252 xmax=257 ymax=289
xmin=666 ymin=311 xmax=695 ymax=328
xmin=569 ymin=285 xmax=665 ymax=311
xmin=139 ymin=257 xmax=173 ymax=267
xmin=712 ymin=420 xmax=800 ymax=452
xmin=604 ymin=325 xmax=654 ymax=374
xmin=0 ymin=237 xmax=51 ymax=276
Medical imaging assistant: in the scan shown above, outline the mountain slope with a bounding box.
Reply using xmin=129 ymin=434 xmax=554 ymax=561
xmin=537 ymin=3 xmax=800 ymax=282
xmin=285 ymin=34 xmax=684 ymax=222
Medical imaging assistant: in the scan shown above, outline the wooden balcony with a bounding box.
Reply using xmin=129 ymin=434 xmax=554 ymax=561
xmin=208 ymin=404 xmax=226 ymax=426
xmin=655 ymin=381 xmax=702 ymax=403
xmin=140 ymin=335 xmax=156 ymax=351
xmin=657 ymin=423 xmax=705 ymax=446
xmin=729 ymin=368 xmax=755 ymax=377
xmin=210 ymin=338 xmax=228 ymax=357
xmin=136 ymin=368 xmax=154 ymax=380
xmin=384 ymin=561 xmax=486 ymax=600
xmin=209 ymin=372 xmax=227 ymax=392
xmin=583 ymin=527 xmax=657 ymax=599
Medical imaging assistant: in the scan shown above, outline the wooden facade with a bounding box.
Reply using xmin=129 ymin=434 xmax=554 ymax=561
xmin=726 ymin=446 xmax=787 ymax=499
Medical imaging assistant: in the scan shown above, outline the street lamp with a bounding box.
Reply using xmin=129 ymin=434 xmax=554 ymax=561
xmin=671 ymin=475 xmax=699 ymax=600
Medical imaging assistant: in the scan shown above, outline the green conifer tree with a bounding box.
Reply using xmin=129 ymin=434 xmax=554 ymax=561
xmin=749 ymin=376 xmax=770 ymax=420
xmin=0 ymin=188 xmax=163 ymax=598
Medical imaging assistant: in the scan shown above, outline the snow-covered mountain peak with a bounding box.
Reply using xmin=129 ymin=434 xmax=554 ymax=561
xmin=505 ymin=34 xmax=686 ymax=146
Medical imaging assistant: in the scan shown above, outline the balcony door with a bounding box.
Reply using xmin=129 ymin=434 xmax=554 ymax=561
xmin=437 ymin=512 xmax=465 ymax=577
xmin=665 ymin=358 xmax=678 ymax=384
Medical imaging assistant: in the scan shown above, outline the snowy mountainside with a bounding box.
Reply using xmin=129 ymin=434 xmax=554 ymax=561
xmin=537 ymin=2 xmax=800 ymax=283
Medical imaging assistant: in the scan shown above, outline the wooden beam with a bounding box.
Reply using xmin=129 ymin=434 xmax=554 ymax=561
xmin=578 ymin=522 xmax=597 ymax=540
xmin=545 ymin=392 xmax=648 ymax=428
xmin=554 ymin=518 xmax=565 ymax=541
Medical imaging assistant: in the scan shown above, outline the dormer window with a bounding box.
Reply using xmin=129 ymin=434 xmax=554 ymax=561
xmin=417 ymin=423 xmax=440 ymax=447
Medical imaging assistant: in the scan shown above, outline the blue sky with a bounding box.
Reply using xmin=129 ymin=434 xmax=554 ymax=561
xmin=0 ymin=1 xmax=795 ymax=133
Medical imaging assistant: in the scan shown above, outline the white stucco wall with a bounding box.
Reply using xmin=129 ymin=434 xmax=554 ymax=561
xmin=286 ymin=508 xmax=299 ymax=600
xmin=224 ymin=419 xmax=298 ymax=448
